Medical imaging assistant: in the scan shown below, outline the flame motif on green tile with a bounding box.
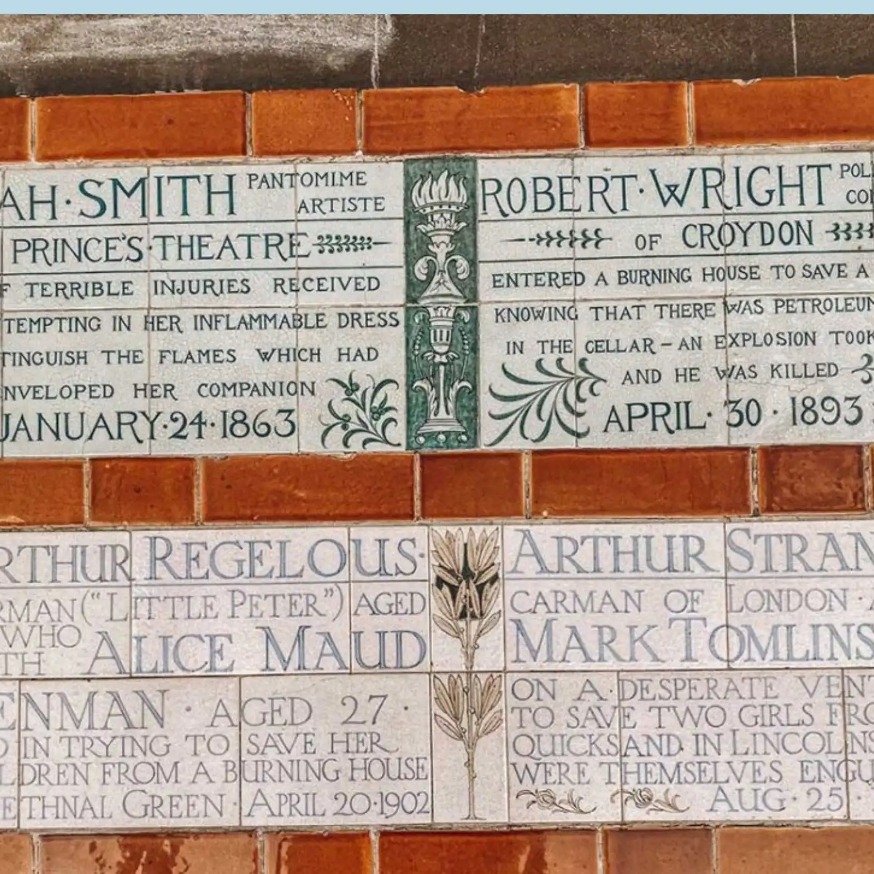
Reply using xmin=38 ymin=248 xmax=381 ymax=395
xmin=404 ymin=157 xmax=479 ymax=449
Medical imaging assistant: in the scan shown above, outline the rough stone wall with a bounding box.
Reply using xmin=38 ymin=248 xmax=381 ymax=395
xmin=1 ymin=15 xmax=873 ymax=96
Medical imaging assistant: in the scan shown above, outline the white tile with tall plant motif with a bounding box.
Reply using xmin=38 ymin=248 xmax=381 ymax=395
xmin=431 ymin=671 xmax=507 ymax=824
xmin=429 ymin=526 xmax=504 ymax=673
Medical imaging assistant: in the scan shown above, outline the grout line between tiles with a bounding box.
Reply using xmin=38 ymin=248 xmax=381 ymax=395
xmin=749 ymin=447 xmax=760 ymax=517
xmin=82 ymin=459 xmax=92 ymax=527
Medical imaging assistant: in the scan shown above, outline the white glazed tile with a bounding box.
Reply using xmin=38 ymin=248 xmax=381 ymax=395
xmin=295 ymin=161 xmax=403 ymax=220
xmin=297 ymin=307 xmax=406 ymax=454
xmin=430 ymin=525 xmax=504 ymax=673
xmin=0 ymin=685 xmax=17 ymax=826
xmin=507 ymin=673 xmax=621 ymax=824
xmin=295 ymin=162 xmax=404 ymax=307
xmin=19 ymin=677 xmax=240 ymax=829
xmin=477 ymin=158 xmax=578 ymax=304
xmin=573 ymin=154 xmax=727 ymax=300
xmin=725 ymin=292 xmax=874 ymax=445
xmin=432 ymin=671 xmax=507 ymax=823
xmin=843 ymin=670 xmax=874 ymax=819
xmin=241 ymin=672 xmax=432 ymax=826
xmin=618 ymin=669 xmax=846 ymax=823
xmin=131 ymin=528 xmax=350 ymax=675
xmin=479 ymin=301 xmax=579 ymax=449
xmin=575 ymin=296 xmax=729 ymax=448
xmin=721 ymin=151 xmax=874 ymax=295
xmin=2 ymin=167 xmax=149 ymax=311
xmin=148 ymin=308 xmax=303 ymax=455
xmin=148 ymin=164 xmax=296 ymax=309
xmin=725 ymin=520 xmax=874 ymax=667
xmin=1 ymin=309 xmax=151 ymax=457
xmin=350 ymin=527 xmax=430 ymax=673
xmin=503 ymin=523 xmax=727 ymax=671
xmin=0 ymin=531 xmax=130 ymax=678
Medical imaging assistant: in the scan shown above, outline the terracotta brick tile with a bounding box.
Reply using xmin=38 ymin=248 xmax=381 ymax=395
xmin=253 ymin=88 xmax=357 ymax=155
xmin=202 ymin=453 xmax=414 ymax=522
xmin=90 ymin=457 xmax=196 ymax=524
xmin=719 ymin=826 xmax=874 ymax=874
xmin=35 ymin=91 xmax=245 ymax=160
xmin=43 ymin=833 xmax=257 ymax=874
xmin=585 ymin=82 xmax=689 ymax=147
xmin=605 ymin=829 xmax=712 ymax=874
xmin=363 ymin=85 xmax=580 ymax=154
xmin=380 ymin=831 xmax=597 ymax=874
xmin=267 ymin=832 xmax=370 ymax=874
xmin=531 ymin=448 xmax=751 ymax=517
xmin=0 ymin=834 xmax=31 ymax=874
xmin=759 ymin=445 xmax=865 ymax=513
xmin=421 ymin=451 xmax=523 ymax=518
xmin=694 ymin=75 xmax=874 ymax=144
xmin=0 ymin=98 xmax=30 ymax=161
xmin=0 ymin=460 xmax=84 ymax=526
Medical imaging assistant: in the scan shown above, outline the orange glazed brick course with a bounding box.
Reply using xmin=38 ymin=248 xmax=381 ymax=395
xmin=363 ymin=85 xmax=580 ymax=154
xmin=420 ymin=451 xmax=524 ymax=519
xmin=718 ymin=827 xmax=874 ymax=874
xmin=0 ymin=460 xmax=84 ymax=526
xmin=531 ymin=448 xmax=751 ymax=517
xmin=35 ymin=92 xmax=246 ymax=160
xmin=380 ymin=831 xmax=598 ymax=874
xmin=252 ymin=89 xmax=358 ymax=155
xmin=585 ymin=82 xmax=690 ymax=147
xmin=693 ymin=75 xmax=874 ymax=144
xmin=0 ymin=98 xmax=30 ymax=161
xmin=42 ymin=833 xmax=258 ymax=874
xmin=266 ymin=832 xmax=371 ymax=874
xmin=758 ymin=444 xmax=866 ymax=514
xmin=90 ymin=457 xmax=196 ymax=525
xmin=0 ymin=834 xmax=30 ymax=874
xmin=604 ymin=829 xmax=712 ymax=874
xmin=202 ymin=454 xmax=414 ymax=522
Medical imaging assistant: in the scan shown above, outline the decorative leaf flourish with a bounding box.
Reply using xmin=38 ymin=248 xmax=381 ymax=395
xmin=852 ymin=352 xmax=874 ymax=385
xmin=611 ymin=787 xmax=689 ymax=814
xmin=516 ymin=789 xmax=596 ymax=815
xmin=487 ymin=356 xmax=606 ymax=445
xmin=314 ymin=234 xmax=387 ymax=254
xmin=431 ymin=528 xmax=503 ymax=821
xmin=826 ymin=222 xmax=874 ymax=242
xmin=319 ymin=372 xmax=400 ymax=450
xmin=506 ymin=228 xmax=611 ymax=249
